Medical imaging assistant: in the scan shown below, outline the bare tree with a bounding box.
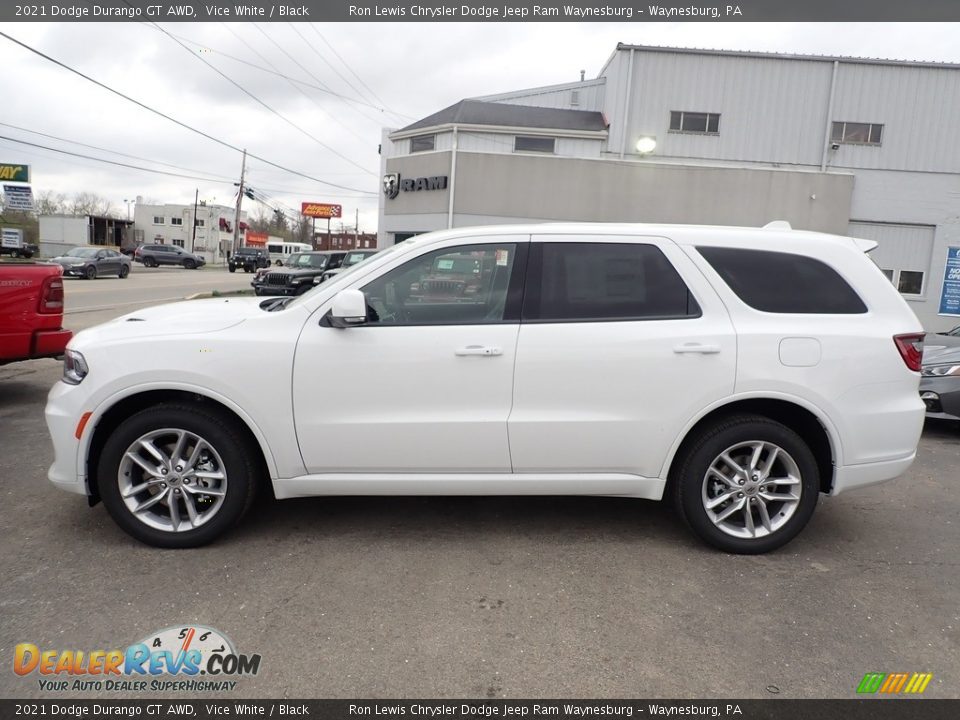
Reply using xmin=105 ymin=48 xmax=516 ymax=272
xmin=33 ymin=190 xmax=67 ymax=215
xmin=68 ymin=191 xmax=116 ymax=218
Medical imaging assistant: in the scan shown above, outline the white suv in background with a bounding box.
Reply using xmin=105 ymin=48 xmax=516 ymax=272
xmin=45 ymin=223 xmax=926 ymax=553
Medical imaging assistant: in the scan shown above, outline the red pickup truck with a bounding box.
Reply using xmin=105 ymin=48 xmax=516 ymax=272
xmin=0 ymin=262 xmax=72 ymax=365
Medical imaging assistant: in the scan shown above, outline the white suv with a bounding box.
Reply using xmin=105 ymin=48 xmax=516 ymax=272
xmin=45 ymin=223 xmax=926 ymax=553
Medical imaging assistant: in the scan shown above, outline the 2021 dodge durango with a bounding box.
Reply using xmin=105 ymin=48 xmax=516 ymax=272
xmin=45 ymin=223 xmax=926 ymax=553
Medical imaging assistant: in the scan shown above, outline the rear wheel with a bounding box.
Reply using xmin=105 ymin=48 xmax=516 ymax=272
xmin=144 ymin=257 xmax=158 ymax=268
xmin=673 ymin=415 xmax=819 ymax=554
xmin=97 ymin=403 xmax=259 ymax=548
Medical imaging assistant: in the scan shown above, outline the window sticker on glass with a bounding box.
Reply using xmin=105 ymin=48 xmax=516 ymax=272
xmin=496 ymin=249 xmax=509 ymax=266
xmin=437 ymin=259 xmax=454 ymax=270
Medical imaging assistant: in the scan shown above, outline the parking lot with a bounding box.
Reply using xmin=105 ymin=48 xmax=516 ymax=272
xmin=1 ymin=269 xmax=958 ymax=699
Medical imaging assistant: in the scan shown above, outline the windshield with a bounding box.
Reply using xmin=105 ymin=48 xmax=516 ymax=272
xmin=64 ymin=247 xmax=99 ymax=258
xmin=293 ymin=254 xmax=328 ymax=269
xmin=344 ymin=251 xmax=373 ymax=266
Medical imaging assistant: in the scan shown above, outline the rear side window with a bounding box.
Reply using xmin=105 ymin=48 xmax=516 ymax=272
xmin=523 ymin=242 xmax=701 ymax=322
xmin=697 ymin=247 xmax=867 ymax=314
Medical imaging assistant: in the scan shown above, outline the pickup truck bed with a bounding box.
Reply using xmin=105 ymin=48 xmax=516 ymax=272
xmin=0 ymin=262 xmax=72 ymax=365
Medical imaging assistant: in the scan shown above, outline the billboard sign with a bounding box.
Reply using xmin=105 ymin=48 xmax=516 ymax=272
xmin=301 ymin=202 xmax=342 ymax=219
xmin=2 ymin=185 xmax=34 ymax=211
xmin=2 ymin=227 xmax=24 ymax=248
xmin=0 ymin=164 xmax=29 ymax=182
xmin=245 ymin=231 xmax=268 ymax=247
xmin=938 ymin=246 xmax=960 ymax=317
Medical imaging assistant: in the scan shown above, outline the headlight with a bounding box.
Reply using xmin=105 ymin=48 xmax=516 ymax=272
xmin=921 ymin=363 xmax=960 ymax=378
xmin=70 ymin=262 xmax=85 ymax=267
xmin=63 ymin=349 xmax=89 ymax=385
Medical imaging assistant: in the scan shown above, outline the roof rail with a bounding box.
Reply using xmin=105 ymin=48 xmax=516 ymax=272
xmin=763 ymin=220 xmax=792 ymax=230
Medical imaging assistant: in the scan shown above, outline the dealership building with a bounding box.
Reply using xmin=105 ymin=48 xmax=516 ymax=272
xmin=378 ymin=44 xmax=960 ymax=331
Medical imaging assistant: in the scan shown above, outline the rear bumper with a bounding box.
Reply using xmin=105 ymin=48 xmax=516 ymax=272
xmin=0 ymin=328 xmax=71 ymax=363
xmin=830 ymin=452 xmax=916 ymax=495
xmin=33 ymin=328 xmax=72 ymax=358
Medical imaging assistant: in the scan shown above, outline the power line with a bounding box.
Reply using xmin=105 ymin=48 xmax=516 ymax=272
xmin=0 ymin=29 xmax=377 ymax=196
xmin=307 ymin=25 xmax=410 ymax=124
xmin=149 ymin=21 xmax=375 ymax=176
xmin=0 ymin=134 xmax=236 ymax=184
xmin=0 ymin=121 xmax=236 ymax=182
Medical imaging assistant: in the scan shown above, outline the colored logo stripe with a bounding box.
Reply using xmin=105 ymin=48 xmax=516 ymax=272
xmin=857 ymin=672 xmax=932 ymax=694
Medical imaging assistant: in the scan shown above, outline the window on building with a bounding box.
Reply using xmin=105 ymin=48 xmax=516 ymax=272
xmin=514 ymin=136 xmax=556 ymax=153
xmin=172 ymin=238 xmax=185 ymax=248
xmin=882 ymin=269 xmax=924 ymax=296
xmin=570 ymin=90 xmax=580 ymax=107
xmin=523 ymin=243 xmax=701 ymax=322
xmin=153 ymin=216 xmax=165 ymax=225
xmin=170 ymin=217 xmax=183 ymax=226
xmin=831 ymin=121 xmax=883 ymax=145
xmin=196 ymin=219 xmax=205 ymax=227
xmin=410 ymin=134 xmax=436 ymax=153
xmin=670 ymin=111 xmax=720 ymax=135
xmin=698 ymin=247 xmax=867 ymax=314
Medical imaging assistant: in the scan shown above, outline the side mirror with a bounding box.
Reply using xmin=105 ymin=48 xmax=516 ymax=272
xmin=328 ymin=289 xmax=367 ymax=328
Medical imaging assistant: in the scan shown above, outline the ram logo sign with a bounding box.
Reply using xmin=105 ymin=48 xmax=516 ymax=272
xmin=382 ymin=173 xmax=448 ymax=200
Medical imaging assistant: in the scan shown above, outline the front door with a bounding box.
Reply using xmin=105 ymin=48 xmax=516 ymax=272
xmin=292 ymin=237 xmax=528 ymax=473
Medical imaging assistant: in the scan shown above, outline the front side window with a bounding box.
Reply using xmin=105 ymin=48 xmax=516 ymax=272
xmin=670 ymin=111 xmax=721 ymax=135
xmin=523 ymin=242 xmax=701 ymax=322
xmin=361 ymin=244 xmax=521 ymax=325
xmin=831 ymin=121 xmax=883 ymax=145
xmin=698 ymin=246 xmax=867 ymax=314
xmin=410 ymin=134 xmax=436 ymax=153
xmin=514 ymin=136 xmax=556 ymax=153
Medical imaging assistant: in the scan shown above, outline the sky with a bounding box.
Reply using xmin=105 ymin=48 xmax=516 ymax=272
xmin=1 ymin=20 xmax=959 ymax=233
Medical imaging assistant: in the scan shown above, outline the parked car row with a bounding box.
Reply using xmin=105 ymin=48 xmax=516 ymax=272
xmin=252 ymin=249 xmax=377 ymax=296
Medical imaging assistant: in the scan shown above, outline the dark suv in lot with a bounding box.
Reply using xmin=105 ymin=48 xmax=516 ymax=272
xmin=252 ymin=251 xmax=346 ymax=296
xmin=229 ymin=247 xmax=271 ymax=273
xmin=134 ymin=244 xmax=206 ymax=269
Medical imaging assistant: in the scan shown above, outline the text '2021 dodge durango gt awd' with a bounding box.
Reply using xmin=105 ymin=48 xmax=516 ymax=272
xmin=45 ymin=223 xmax=926 ymax=553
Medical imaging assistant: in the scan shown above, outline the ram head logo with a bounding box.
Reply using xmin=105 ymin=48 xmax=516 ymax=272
xmin=382 ymin=173 xmax=400 ymax=200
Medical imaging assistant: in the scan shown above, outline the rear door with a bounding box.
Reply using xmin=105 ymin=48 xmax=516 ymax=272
xmin=508 ymin=234 xmax=736 ymax=479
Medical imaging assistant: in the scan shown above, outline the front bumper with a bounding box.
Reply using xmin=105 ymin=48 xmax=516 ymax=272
xmin=45 ymin=380 xmax=89 ymax=496
xmin=62 ymin=266 xmax=87 ymax=277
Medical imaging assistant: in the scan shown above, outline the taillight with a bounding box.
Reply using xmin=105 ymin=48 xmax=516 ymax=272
xmin=39 ymin=275 xmax=64 ymax=314
xmin=893 ymin=333 xmax=924 ymax=372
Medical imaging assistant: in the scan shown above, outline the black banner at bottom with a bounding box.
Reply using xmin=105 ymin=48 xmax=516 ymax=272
xmin=0 ymin=700 xmax=957 ymax=720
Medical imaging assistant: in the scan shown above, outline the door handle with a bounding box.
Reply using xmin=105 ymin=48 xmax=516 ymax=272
xmin=673 ymin=343 xmax=721 ymax=354
xmin=455 ymin=345 xmax=503 ymax=357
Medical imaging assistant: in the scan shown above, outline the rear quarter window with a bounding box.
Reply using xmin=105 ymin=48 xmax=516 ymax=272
xmin=697 ymin=246 xmax=867 ymax=314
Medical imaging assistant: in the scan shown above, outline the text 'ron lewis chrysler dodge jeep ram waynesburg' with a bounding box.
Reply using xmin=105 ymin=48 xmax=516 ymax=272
xmin=45 ymin=223 xmax=926 ymax=553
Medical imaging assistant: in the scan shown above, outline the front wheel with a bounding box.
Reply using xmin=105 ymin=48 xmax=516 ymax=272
xmin=183 ymin=259 xmax=197 ymax=270
xmin=119 ymin=265 xmax=130 ymax=279
xmin=97 ymin=403 xmax=260 ymax=548
xmin=85 ymin=265 xmax=97 ymax=280
xmin=673 ymin=415 xmax=819 ymax=554
xmin=228 ymin=265 xmax=236 ymax=273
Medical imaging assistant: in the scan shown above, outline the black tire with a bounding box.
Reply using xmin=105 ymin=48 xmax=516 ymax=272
xmin=254 ymin=288 xmax=263 ymax=296
xmin=244 ymin=267 xmax=252 ymax=273
xmin=144 ymin=257 xmax=158 ymax=268
xmin=119 ymin=265 xmax=130 ymax=279
xmin=97 ymin=403 xmax=260 ymax=548
xmin=673 ymin=415 xmax=819 ymax=554
xmin=228 ymin=265 xmax=236 ymax=273
xmin=85 ymin=265 xmax=97 ymax=280
xmin=295 ymin=284 xmax=312 ymax=295
xmin=12 ymin=249 xmax=20 ymax=258
xmin=183 ymin=259 xmax=197 ymax=270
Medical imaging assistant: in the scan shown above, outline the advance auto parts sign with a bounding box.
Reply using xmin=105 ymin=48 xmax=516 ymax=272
xmin=0 ymin=164 xmax=29 ymax=182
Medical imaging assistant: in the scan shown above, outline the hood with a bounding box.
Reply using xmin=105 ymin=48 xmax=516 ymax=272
xmin=51 ymin=256 xmax=88 ymax=264
xmin=71 ymin=297 xmax=266 ymax=347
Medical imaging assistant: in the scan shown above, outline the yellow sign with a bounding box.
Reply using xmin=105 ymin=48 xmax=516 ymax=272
xmin=0 ymin=164 xmax=29 ymax=182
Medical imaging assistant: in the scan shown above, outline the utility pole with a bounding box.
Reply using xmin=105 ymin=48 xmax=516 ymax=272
xmin=191 ymin=188 xmax=199 ymax=252
xmin=355 ymin=208 xmax=359 ymax=248
xmin=232 ymin=148 xmax=247 ymax=257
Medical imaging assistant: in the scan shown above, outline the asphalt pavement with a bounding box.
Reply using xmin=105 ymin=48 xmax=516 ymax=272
xmin=0 ymin=272 xmax=958 ymax=700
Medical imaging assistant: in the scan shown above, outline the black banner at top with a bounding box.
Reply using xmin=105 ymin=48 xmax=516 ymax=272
xmin=3 ymin=1 xmax=960 ymax=23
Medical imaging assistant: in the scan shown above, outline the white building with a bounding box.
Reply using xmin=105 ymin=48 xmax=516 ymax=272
xmin=379 ymin=44 xmax=960 ymax=331
xmin=133 ymin=200 xmax=248 ymax=265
